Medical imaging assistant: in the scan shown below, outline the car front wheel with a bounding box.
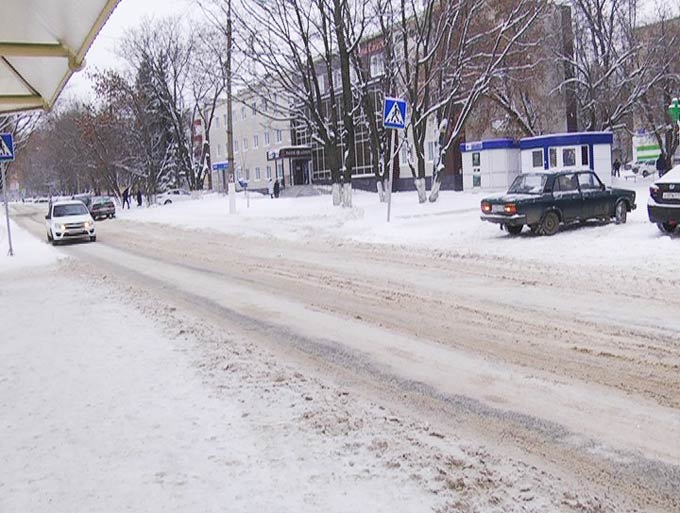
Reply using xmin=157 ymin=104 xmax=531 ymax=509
xmin=538 ymin=211 xmax=560 ymax=236
xmin=614 ymin=200 xmax=627 ymax=224
xmin=90 ymin=235 xmax=97 ymax=242
xmin=164 ymin=200 xmax=172 ymax=205
xmin=658 ymin=222 xmax=677 ymax=234
xmin=505 ymin=224 xmax=523 ymax=235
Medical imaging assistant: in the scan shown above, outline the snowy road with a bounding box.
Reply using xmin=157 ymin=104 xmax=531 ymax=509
xmin=7 ymin=205 xmax=680 ymax=512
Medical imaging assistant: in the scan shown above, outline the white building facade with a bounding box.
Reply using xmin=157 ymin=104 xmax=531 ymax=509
xmin=209 ymin=90 xmax=293 ymax=192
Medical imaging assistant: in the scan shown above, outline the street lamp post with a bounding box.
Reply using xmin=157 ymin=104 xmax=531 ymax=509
xmin=225 ymin=0 xmax=236 ymax=214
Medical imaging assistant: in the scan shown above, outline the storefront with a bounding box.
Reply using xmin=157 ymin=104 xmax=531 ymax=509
xmin=267 ymin=146 xmax=313 ymax=186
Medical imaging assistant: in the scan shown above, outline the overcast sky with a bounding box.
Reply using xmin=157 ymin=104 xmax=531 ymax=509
xmin=63 ymin=0 xmax=194 ymax=101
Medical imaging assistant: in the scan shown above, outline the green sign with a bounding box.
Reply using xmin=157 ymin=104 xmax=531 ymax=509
xmin=669 ymin=98 xmax=680 ymax=124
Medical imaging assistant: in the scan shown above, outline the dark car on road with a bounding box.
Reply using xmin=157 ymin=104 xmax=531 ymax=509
xmin=480 ymin=170 xmax=636 ymax=236
xmin=90 ymin=196 xmax=116 ymax=220
xmin=648 ymin=165 xmax=680 ymax=234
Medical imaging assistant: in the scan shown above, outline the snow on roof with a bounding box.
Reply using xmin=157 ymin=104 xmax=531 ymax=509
xmin=0 ymin=0 xmax=121 ymax=114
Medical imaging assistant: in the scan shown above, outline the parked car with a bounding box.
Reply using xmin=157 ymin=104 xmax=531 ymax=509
xmin=622 ymin=160 xmax=656 ymax=178
xmin=480 ymin=170 xmax=636 ymax=236
xmin=89 ymin=196 xmax=116 ymax=219
xmin=72 ymin=193 xmax=92 ymax=209
xmin=35 ymin=197 xmax=49 ymax=203
xmin=648 ymin=165 xmax=680 ymax=234
xmin=45 ymin=200 xmax=96 ymax=245
xmin=156 ymin=188 xmax=191 ymax=205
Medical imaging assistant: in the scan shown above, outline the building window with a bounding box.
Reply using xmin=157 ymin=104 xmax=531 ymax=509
xmin=241 ymin=106 xmax=246 ymax=119
xmin=245 ymin=168 xmax=250 ymax=180
xmin=562 ymin=148 xmax=576 ymax=167
xmin=264 ymin=131 xmax=270 ymax=146
xmin=277 ymin=161 xmax=284 ymax=177
xmin=234 ymin=139 xmax=239 ymax=152
xmin=532 ymin=150 xmax=543 ymax=168
xmin=427 ymin=141 xmax=439 ymax=162
xmin=581 ymin=145 xmax=589 ymax=166
xmin=255 ymin=167 xmax=261 ymax=180
xmin=400 ymin=144 xmax=409 ymax=165
xmin=243 ymin=137 xmax=248 ymax=150
xmin=217 ymin=143 xmax=222 ymax=156
xmin=266 ymin=165 xmax=272 ymax=179
xmin=370 ymin=54 xmax=384 ymax=77
xmin=549 ymin=148 xmax=557 ymax=168
xmin=333 ymin=70 xmax=341 ymax=90
xmin=317 ymin=74 xmax=326 ymax=94
xmin=253 ymin=134 xmax=259 ymax=148
xmin=223 ymin=114 xmax=227 ymax=127
xmin=215 ymin=117 xmax=220 ymax=129
xmin=275 ymin=129 xmax=282 ymax=143
xmin=251 ymin=102 xmax=257 ymax=115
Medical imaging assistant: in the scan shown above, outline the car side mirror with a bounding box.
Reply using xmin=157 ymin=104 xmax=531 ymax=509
xmin=45 ymin=214 xmax=49 ymax=220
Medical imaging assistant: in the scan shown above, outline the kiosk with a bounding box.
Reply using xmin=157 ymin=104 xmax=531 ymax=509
xmin=519 ymin=132 xmax=613 ymax=186
xmin=460 ymin=139 xmax=520 ymax=191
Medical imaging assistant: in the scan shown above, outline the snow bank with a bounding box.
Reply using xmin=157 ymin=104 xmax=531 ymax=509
xmin=0 ymin=211 xmax=63 ymax=272
xmin=121 ymin=179 xmax=673 ymax=273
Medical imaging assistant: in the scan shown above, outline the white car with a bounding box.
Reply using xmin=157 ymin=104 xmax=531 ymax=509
xmin=622 ymin=160 xmax=656 ymax=179
xmin=156 ymin=188 xmax=192 ymax=205
xmin=45 ymin=200 xmax=96 ymax=245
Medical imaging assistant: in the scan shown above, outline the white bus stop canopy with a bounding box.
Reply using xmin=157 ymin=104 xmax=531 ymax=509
xmin=0 ymin=0 xmax=121 ymax=114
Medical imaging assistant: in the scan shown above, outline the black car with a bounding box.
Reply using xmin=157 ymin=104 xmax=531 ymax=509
xmin=648 ymin=166 xmax=680 ymax=234
xmin=480 ymin=170 xmax=636 ymax=236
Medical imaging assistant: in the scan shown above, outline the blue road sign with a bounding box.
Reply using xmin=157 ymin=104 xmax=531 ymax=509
xmin=211 ymin=161 xmax=228 ymax=171
xmin=0 ymin=133 xmax=15 ymax=161
xmin=383 ymin=97 xmax=407 ymax=130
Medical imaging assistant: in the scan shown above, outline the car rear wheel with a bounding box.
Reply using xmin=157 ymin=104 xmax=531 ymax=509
xmin=505 ymin=224 xmax=523 ymax=235
xmin=537 ymin=211 xmax=560 ymax=236
xmin=658 ymin=222 xmax=678 ymax=234
xmin=614 ymin=200 xmax=627 ymax=224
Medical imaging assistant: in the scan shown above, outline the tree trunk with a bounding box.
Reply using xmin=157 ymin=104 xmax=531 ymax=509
xmin=332 ymin=183 xmax=341 ymax=205
xmin=428 ymin=176 xmax=442 ymax=202
xmin=415 ymin=177 xmax=427 ymax=203
xmin=342 ymin=182 xmax=352 ymax=208
xmin=376 ymin=180 xmax=386 ymax=202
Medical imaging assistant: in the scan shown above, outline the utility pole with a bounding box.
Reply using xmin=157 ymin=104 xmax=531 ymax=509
xmin=2 ymin=162 xmax=14 ymax=256
xmin=226 ymin=0 xmax=236 ymax=214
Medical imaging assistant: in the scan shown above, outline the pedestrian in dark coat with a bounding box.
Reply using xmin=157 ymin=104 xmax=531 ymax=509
xmin=122 ymin=187 xmax=130 ymax=209
xmin=136 ymin=190 xmax=142 ymax=207
xmin=612 ymin=159 xmax=621 ymax=177
xmin=273 ymin=179 xmax=280 ymax=198
xmin=656 ymin=155 xmax=666 ymax=177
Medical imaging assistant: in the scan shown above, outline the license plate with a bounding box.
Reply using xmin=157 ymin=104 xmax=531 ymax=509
xmin=663 ymin=192 xmax=680 ymax=199
xmin=491 ymin=204 xmax=504 ymax=213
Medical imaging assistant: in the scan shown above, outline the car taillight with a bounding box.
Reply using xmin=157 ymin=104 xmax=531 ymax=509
xmin=481 ymin=201 xmax=492 ymax=214
xmin=650 ymin=185 xmax=661 ymax=201
xmin=503 ymin=204 xmax=517 ymax=215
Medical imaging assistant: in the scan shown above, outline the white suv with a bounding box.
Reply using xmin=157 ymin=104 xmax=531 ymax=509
xmin=45 ymin=200 xmax=96 ymax=245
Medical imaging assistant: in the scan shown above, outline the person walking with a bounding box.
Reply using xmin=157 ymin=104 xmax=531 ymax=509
xmin=136 ymin=189 xmax=142 ymax=207
xmin=612 ymin=159 xmax=621 ymax=177
xmin=273 ymin=178 xmax=280 ymax=198
xmin=656 ymin=154 xmax=666 ymax=177
xmin=122 ymin=187 xmax=130 ymax=209
xmin=267 ymin=178 xmax=274 ymax=198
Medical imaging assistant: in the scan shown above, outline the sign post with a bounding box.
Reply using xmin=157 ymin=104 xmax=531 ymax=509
xmin=0 ymin=133 xmax=15 ymax=256
xmin=383 ymin=97 xmax=407 ymax=223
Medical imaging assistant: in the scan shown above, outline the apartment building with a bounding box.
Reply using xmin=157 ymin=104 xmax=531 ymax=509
xmin=208 ymin=89 xmax=293 ymax=192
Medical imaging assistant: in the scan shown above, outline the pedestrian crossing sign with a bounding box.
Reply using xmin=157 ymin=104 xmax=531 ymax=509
xmin=0 ymin=133 xmax=14 ymax=161
xmin=383 ymin=97 xmax=407 ymax=130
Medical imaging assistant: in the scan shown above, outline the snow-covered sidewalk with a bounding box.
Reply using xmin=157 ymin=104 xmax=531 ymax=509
xmin=119 ymin=177 xmax=675 ymax=274
xmin=0 ymin=211 xmax=63 ymax=272
xmin=0 ymin=263 xmax=438 ymax=513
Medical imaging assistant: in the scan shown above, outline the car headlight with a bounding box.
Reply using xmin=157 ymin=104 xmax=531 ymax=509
xmin=84 ymin=221 xmax=93 ymax=229
xmin=59 ymin=224 xmax=66 ymax=231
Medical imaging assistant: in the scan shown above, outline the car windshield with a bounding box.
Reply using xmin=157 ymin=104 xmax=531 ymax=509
xmin=92 ymin=197 xmax=111 ymax=204
xmin=508 ymin=174 xmax=547 ymax=194
xmin=53 ymin=204 xmax=89 ymax=217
